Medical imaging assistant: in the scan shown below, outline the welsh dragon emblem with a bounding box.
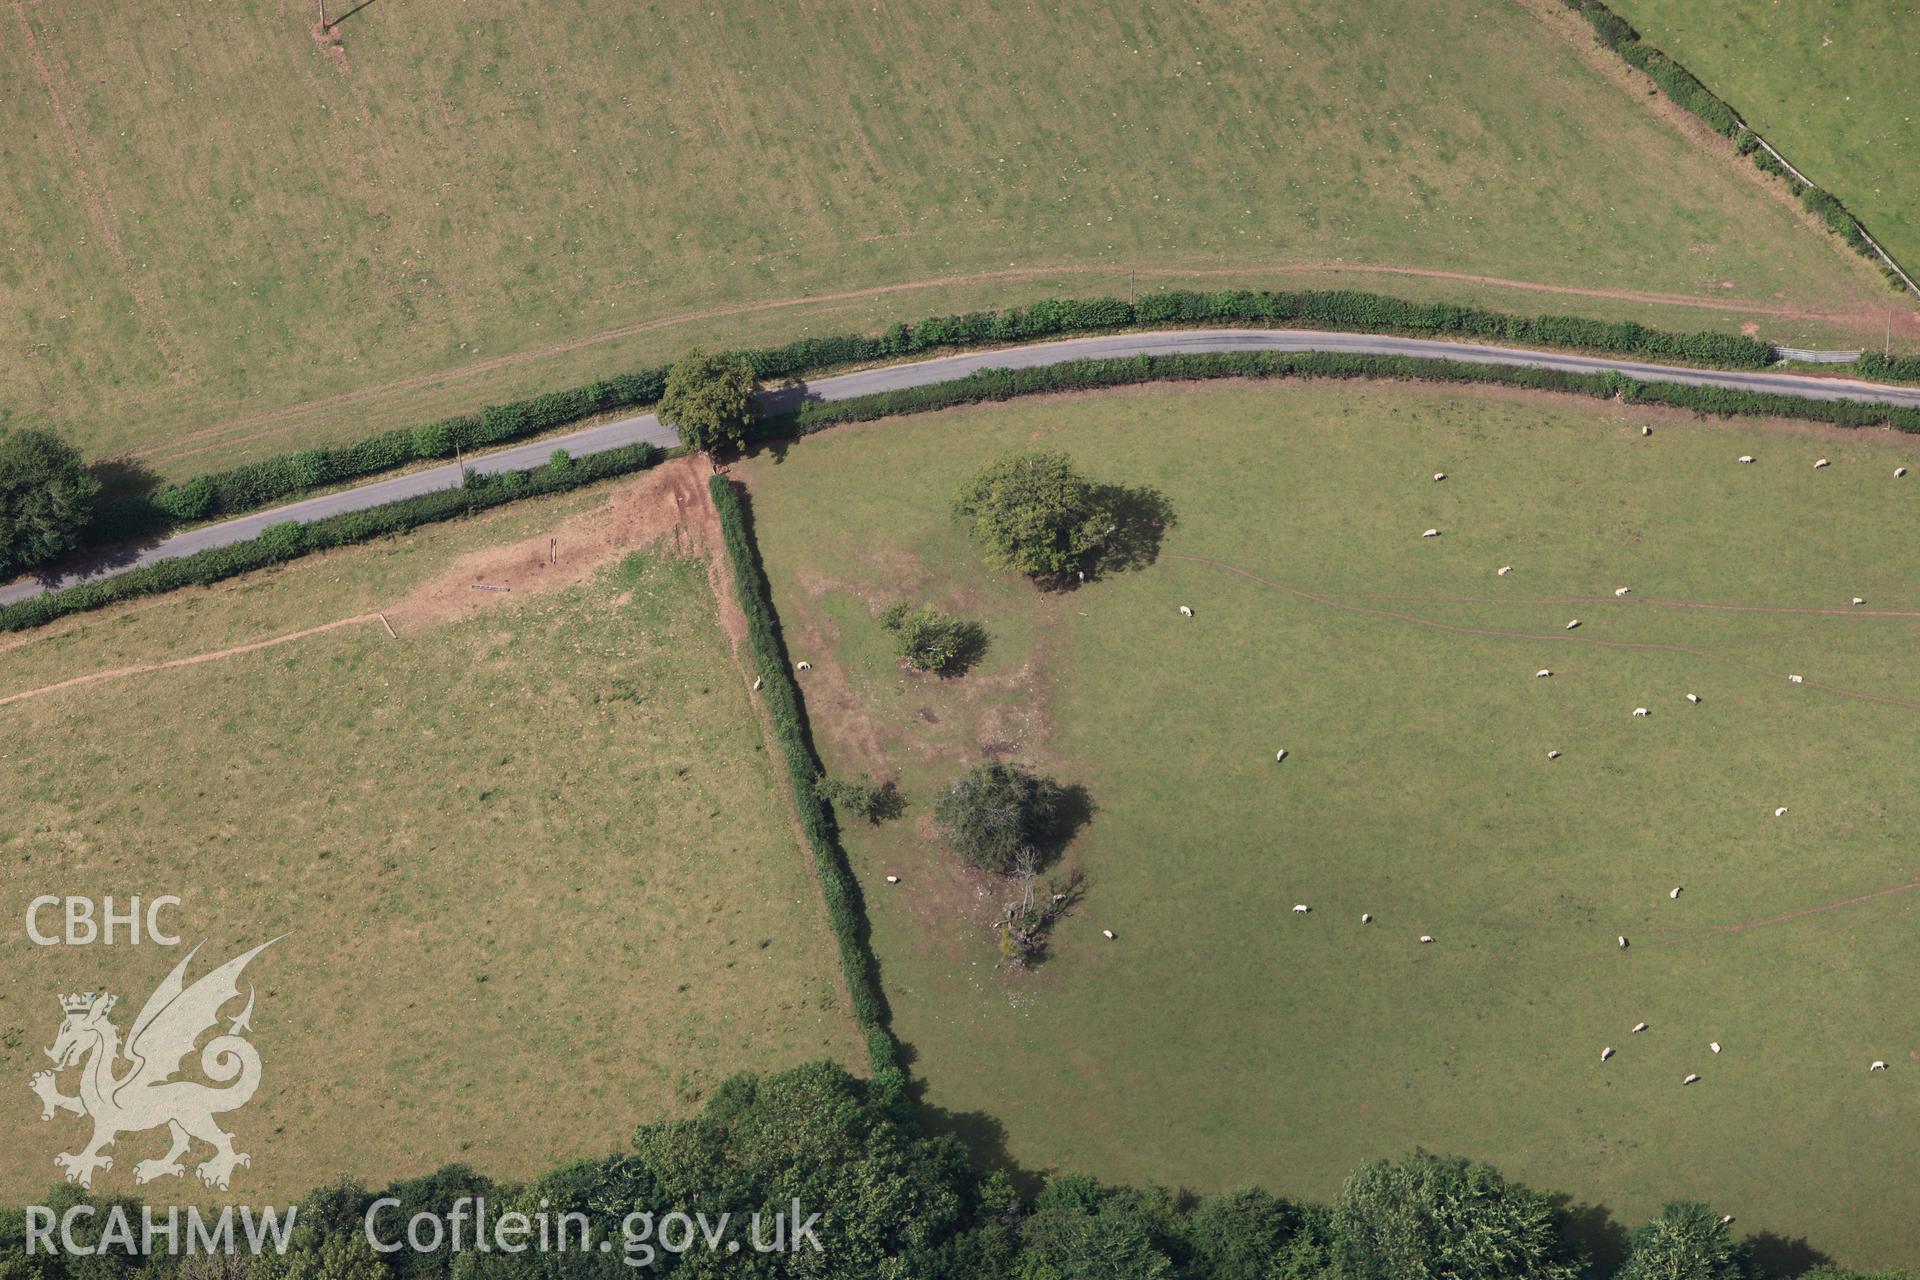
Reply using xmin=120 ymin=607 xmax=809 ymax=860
xmin=29 ymin=940 xmax=276 ymax=1191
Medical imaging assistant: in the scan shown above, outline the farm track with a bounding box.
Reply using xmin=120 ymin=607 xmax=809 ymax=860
xmin=9 ymin=328 xmax=1920 ymax=609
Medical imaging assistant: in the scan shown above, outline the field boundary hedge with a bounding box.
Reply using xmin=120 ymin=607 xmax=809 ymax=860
xmin=0 ymin=444 xmax=658 ymax=634
xmin=708 ymin=475 xmax=905 ymax=1092
xmin=768 ymin=350 xmax=1920 ymax=436
xmin=1559 ymin=0 xmax=1920 ymax=303
xmin=89 ymin=286 xmax=1890 ymax=550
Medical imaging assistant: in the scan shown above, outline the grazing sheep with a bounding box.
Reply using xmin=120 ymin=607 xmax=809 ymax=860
xmin=1361 ymin=913 xmax=1373 ymax=924
xmin=1897 ymin=467 xmax=1909 ymax=478
xmin=1292 ymin=904 xmax=1311 ymax=914
xmin=1815 ymin=458 xmax=1831 ymax=468
xmin=1789 ymin=674 xmax=1804 ymax=684
xmin=1632 ymin=1022 xmax=1649 ymax=1033
xmin=1720 ymin=1215 xmax=1735 ymax=1226
xmin=1710 ymin=1042 xmax=1721 ymax=1054
xmin=1497 ymin=565 xmax=1513 ymax=576
xmin=1641 ymin=425 xmax=1653 ymax=437
xmin=885 ymin=875 xmax=900 ymax=884
xmin=1418 ymin=934 xmax=1435 ymax=944
xmin=1774 ymin=807 xmax=1789 ymax=817
xmin=1633 ymin=707 xmax=1650 ymax=717
xmin=1536 ymin=669 xmax=1553 ymax=679
xmin=1546 ymin=749 xmax=1562 ymax=760
xmin=1275 ymin=748 xmax=1288 ymax=763
xmin=1434 ymin=472 xmax=1447 ymax=482
xmin=1670 ymin=886 xmax=1683 ymax=899
xmin=1618 ymin=936 xmax=1629 ymax=949
xmin=1615 ymin=587 xmax=1630 ymax=597
xmin=1853 ymin=597 xmax=1865 ymax=606
xmin=1683 ymin=1073 xmax=1701 ymax=1085
xmin=795 ymin=661 xmax=812 ymax=671
xmin=1566 ymin=619 xmax=1581 ymax=630
xmin=752 ymin=676 xmax=763 ymax=691
xmin=1739 ymin=455 xmax=1755 ymax=464
xmin=1686 ymin=693 xmax=1700 ymax=704
xmin=1871 ymin=1060 xmax=1888 ymax=1072
xmin=1179 ymin=605 xmax=1194 ymax=617
xmin=1422 ymin=528 xmax=1441 ymax=538
xmin=1601 ymin=1046 xmax=1615 ymax=1061
xmin=1102 ymin=929 xmax=1116 ymax=940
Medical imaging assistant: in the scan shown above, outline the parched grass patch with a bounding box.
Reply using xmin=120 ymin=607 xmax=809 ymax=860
xmin=0 ymin=501 xmax=861 ymax=1201
xmin=735 ymin=382 xmax=1920 ymax=1266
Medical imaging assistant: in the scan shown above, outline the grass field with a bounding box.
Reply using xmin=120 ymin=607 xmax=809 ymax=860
xmin=1604 ymin=0 xmax=1920 ymax=279
xmin=2 ymin=0 xmax=1911 ymax=475
xmin=735 ymin=383 xmax=1920 ymax=1267
xmin=0 ymin=463 xmax=861 ymax=1201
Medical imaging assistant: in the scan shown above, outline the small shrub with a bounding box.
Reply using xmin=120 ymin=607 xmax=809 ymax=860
xmin=881 ymin=602 xmax=983 ymax=673
xmin=814 ymin=774 xmax=905 ymax=825
xmin=933 ymin=762 xmax=1066 ymax=875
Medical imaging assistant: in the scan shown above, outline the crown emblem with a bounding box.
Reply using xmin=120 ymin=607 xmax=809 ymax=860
xmin=59 ymin=992 xmax=99 ymax=1013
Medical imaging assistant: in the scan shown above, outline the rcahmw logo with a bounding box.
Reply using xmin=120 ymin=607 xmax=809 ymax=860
xmin=24 ymin=1204 xmax=297 ymax=1258
xmin=29 ymin=938 xmax=279 ymax=1190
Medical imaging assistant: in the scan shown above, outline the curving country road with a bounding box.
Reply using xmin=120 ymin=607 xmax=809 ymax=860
xmin=7 ymin=328 xmax=1919 ymax=607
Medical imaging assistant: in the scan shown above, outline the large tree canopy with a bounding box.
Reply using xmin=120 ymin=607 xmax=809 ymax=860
xmin=951 ymin=450 xmax=1116 ymax=580
xmin=657 ymin=348 xmax=759 ymax=454
xmin=0 ymin=428 xmax=99 ymax=579
xmin=1333 ymin=1151 xmax=1579 ymax=1280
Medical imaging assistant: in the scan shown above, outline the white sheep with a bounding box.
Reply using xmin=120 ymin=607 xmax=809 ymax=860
xmin=1852 ymin=597 xmax=1865 ymax=606
xmin=1632 ymin=1022 xmax=1649 ymax=1033
xmin=1815 ymin=458 xmax=1831 ymax=469
xmin=1670 ymin=886 xmax=1683 ymax=899
xmin=1422 ymin=528 xmax=1441 ymax=538
xmin=1102 ymin=929 xmax=1116 ymax=940
xmin=1618 ymin=936 xmax=1629 ymax=949
xmin=1710 ymin=1042 xmax=1721 ymax=1054
xmin=752 ymin=676 xmax=763 ymax=691
xmin=1536 ymin=669 xmax=1553 ymax=678
xmin=1739 ymin=455 xmax=1755 ymax=464
xmin=1683 ymin=1073 xmax=1701 ymax=1085
xmin=1275 ymin=748 xmax=1288 ymax=763
xmin=1418 ymin=934 xmax=1435 ymax=944
xmin=1641 ymin=425 xmax=1653 ymax=437
xmin=1179 ymin=605 xmax=1194 ymax=617
xmin=1361 ymin=913 xmax=1373 ymax=924
xmin=1546 ymin=749 xmax=1562 ymax=760
xmin=1497 ymin=565 xmax=1513 ymax=576
xmin=1871 ymin=1060 xmax=1888 ymax=1072
xmin=1433 ymin=472 xmax=1447 ymax=482
xmin=1601 ymin=1046 xmax=1615 ymax=1061
xmin=1720 ymin=1215 xmax=1735 ymax=1226
xmin=1686 ymin=693 xmax=1700 ymax=703
xmin=1292 ymin=904 xmax=1311 ymax=914
xmin=1774 ymin=806 xmax=1789 ymax=817
xmin=885 ymin=875 xmax=900 ymax=884
xmin=795 ymin=661 xmax=812 ymax=671
xmin=1615 ymin=587 xmax=1630 ymax=597
xmin=1633 ymin=707 xmax=1650 ymax=717
xmin=1566 ymin=619 xmax=1581 ymax=630
xmin=1788 ymin=674 xmax=1804 ymax=684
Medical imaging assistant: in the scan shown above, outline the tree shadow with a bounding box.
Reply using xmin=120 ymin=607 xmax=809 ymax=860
xmin=1090 ymin=482 xmax=1177 ymax=578
xmin=898 ymin=1052 xmax=1046 ymax=1198
xmin=939 ymin=619 xmax=991 ymax=676
xmin=1744 ymin=1231 xmax=1832 ymax=1279
xmin=1040 ymin=782 xmax=1095 ymax=859
xmin=1550 ymin=1197 xmax=1629 ymax=1279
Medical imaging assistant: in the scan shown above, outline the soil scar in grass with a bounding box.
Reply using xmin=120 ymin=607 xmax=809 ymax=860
xmin=0 ymin=614 xmax=382 ymax=707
